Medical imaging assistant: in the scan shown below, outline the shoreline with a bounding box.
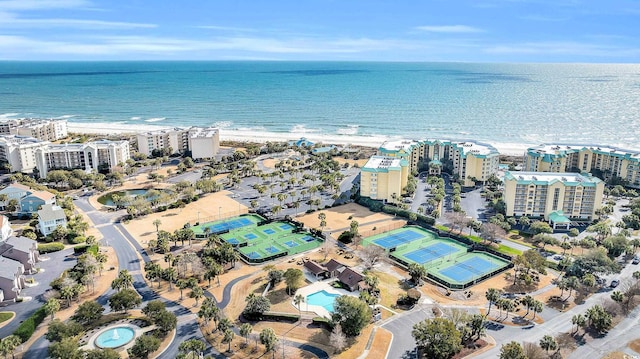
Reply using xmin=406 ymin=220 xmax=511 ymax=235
xmin=67 ymin=122 xmax=531 ymax=156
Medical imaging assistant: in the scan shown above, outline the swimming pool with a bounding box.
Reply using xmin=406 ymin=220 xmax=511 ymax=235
xmin=306 ymin=290 xmax=340 ymax=313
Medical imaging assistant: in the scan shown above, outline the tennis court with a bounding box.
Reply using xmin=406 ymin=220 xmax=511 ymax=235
xmin=284 ymin=240 xmax=299 ymax=248
xmin=435 ymin=253 xmax=509 ymax=285
xmin=403 ymin=242 xmax=460 ymax=264
xmin=192 ymin=214 xmax=264 ymax=236
xmin=367 ymin=227 xmax=429 ymax=249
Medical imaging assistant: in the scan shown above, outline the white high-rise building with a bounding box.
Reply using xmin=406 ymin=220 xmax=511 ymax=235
xmin=136 ymin=126 xmax=219 ymax=159
xmin=0 ymin=119 xmax=68 ymax=142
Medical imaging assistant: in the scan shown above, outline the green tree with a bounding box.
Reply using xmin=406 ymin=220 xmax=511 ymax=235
xmin=239 ymin=323 xmax=253 ymax=347
xmin=44 ymin=298 xmax=61 ymax=320
xmin=571 ymin=314 xmax=586 ymax=334
xmin=154 ymin=310 xmax=178 ymax=335
xmin=259 ymin=328 xmax=278 ymax=357
xmin=0 ymin=335 xmax=22 ymax=359
xmin=178 ymin=339 xmax=206 ymax=358
xmin=48 ymin=337 xmax=83 ymax=359
xmin=412 ymin=318 xmax=462 ymax=359
xmin=85 ymin=349 xmax=121 ymax=359
xmin=332 ymin=296 xmax=372 ymax=337
xmin=142 ymin=300 xmax=166 ymax=321
xmin=128 ymin=335 xmax=160 ymax=359
xmin=109 ymin=288 xmax=141 ymax=313
xmin=111 ymin=270 xmax=133 ymax=291
xmin=485 ymin=288 xmax=501 ymax=317
xmin=283 ymin=268 xmax=304 ymax=295
xmin=529 ymin=221 xmax=553 ymax=235
xmin=222 ymin=329 xmax=235 ymax=352
xmin=408 ymin=262 xmax=427 ymax=284
xmin=294 ymin=294 xmax=305 ymax=318
xmin=468 ymin=314 xmax=486 ymax=341
xmin=71 ymin=301 xmax=104 ymax=325
xmin=243 ymin=293 xmax=271 ymax=316
xmin=189 ymin=286 xmax=204 ymax=306
xmin=539 ymin=335 xmax=558 ymax=355
xmin=45 ymin=319 xmax=84 ymax=342
xmin=500 ymin=341 xmax=526 ymax=359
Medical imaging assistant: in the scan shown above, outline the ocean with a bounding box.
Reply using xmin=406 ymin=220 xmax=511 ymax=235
xmin=0 ymin=61 xmax=639 ymax=150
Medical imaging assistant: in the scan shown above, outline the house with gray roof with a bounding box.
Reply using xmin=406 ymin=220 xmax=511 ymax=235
xmin=0 ymin=236 xmax=39 ymax=273
xmin=37 ymin=204 xmax=67 ymax=236
xmin=0 ymin=183 xmax=56 ymax=216
xmin=0 ymin=256 xmax=25 ymax=301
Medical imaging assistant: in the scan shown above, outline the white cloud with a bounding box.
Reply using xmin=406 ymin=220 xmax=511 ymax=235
xmin=0 ymin=15 xmax=156 ymax=29
xmin=415 ymin=25 xmax=483 ymax=33
xmin=484 ymin=41 xmax=640 ymax=57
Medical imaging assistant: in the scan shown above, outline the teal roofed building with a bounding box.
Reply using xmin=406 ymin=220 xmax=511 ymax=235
xmin=288 ymin=137 xmax=314 ymax=147
xmin=360 ymin=156 xmax=409 ymax=202
xmin=503 ymin=171 xmax=604 ymax=224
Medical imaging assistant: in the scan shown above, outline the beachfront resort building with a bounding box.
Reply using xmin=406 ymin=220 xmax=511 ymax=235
xmin=0 ymin=183 xmax=57 ymax=216
xmin=524 ymin=144 xmax=640 ymax=188
xmin=360 ymin=156 xmax=409 ymax=202
xmin=0 ymin=135 xmax=49 ymax=173
xmin=503 ymin=171 xmax=604 ymax=226
xmin=0 ymin=119 xmax=68 ymax=142
xmin=35 ymin=139 xmax=130 ymax=177
xmin=377 ymin=139 xmax=500 ymax=187
xmin=136 ymin=126 xmax=220 ymax=160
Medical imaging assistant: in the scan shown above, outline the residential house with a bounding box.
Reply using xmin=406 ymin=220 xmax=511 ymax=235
xmin=324 ymin=259 xmax=347 ymax=278
xmin=0 ymin=236 xmax=39 ymax=273
xmin=0 ymin=256 xmax=25 ymax=301
xmin=336 ymin=267 xmax=365 ymax=292
xmin=303 ymin=260 xmax=328 ymax=279
xmin=37 ymin=204 xmax=68 ymax=236
xmin=0 ymin=183 xmax=56 ymax=216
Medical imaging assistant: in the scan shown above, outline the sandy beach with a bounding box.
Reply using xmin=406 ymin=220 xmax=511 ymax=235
xmin=67 ymin=121 xmax=531 ymax=156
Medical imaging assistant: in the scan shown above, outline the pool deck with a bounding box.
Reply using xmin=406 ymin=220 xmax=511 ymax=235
xmin=293 ymin=280 xmax=357 ymax=319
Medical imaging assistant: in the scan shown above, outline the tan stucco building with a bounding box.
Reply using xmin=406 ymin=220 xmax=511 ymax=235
xmin=360 ymin=156 xmax=409 ymax=202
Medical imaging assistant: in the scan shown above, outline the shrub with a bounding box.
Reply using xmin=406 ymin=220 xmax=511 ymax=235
xmin=338 ymin=231 xmax=354 ymax=244
xmin=69 ymin=235 xmax=86 ymax=244
xmin=14 ymin=306 xmax=47 ymax=342
xmin=261 ymin=312 xmax=300 ymax=323
xmin=37 ymin=242 xmax=65 ymax=254
xmin=73 ymin=244 xmax=89 ymax=254
xmin=312 ymin=317 xmax=333 ymax=330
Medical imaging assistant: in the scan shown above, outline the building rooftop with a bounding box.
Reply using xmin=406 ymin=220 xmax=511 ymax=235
xmin=2 ymin=236 xmax=36 ymax=254
xmin=0 ymin=135 xmax=47 ymax=146
xmin=451 ymin=141 xmax=499 ymax=157
xmin=527 ymin=144 xmax=640 ymax=160
xmin=378 ymin=139 xmax=419 ymax=154
xmin=189 ymin=127 xmax=219 ymax=138
xmin=504 ymin=171 xmax=603 ymax=186
xmin=0 ymin=256 xmax=22 ymax=280
xmin=362 ymin=156 xmax=406 ymax=171
xmin=37 ymin=204 xmax=66 ymax=222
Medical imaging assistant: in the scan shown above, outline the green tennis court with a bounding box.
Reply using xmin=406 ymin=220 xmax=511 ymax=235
xmin=192 ymin=214 xmax=264 ymax=237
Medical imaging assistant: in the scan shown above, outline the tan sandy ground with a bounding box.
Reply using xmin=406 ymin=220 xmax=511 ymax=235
xmin=603 ymin=353 xmax=637 ymax=359
xmin=332 ymin=157 xmax=369 ymax=168
xmin=261 ymin=158 xmax=278 ymax=169
xmin=14 ymin=246 xmax=119 ymax=358
xmin=364 ymin=327 xmax=393 ymax=358
xmin=296 ymin=203 xmax=406 ymax=238
xmin=121 ymin=190 xmax=248 ymax=247
xmin=629 ymin=338 xmax=640 ymax=353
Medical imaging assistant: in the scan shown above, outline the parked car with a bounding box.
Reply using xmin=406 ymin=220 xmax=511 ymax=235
xmin=633 ymin=257 xmax=640 ymax=265
xmin=610 ymin=280 xmax=620 ymax=288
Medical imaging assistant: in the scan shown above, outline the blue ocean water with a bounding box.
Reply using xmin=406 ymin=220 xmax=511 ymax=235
xmin=0 ymin=61 xmax=639 ymax=148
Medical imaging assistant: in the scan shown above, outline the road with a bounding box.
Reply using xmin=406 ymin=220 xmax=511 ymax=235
xmin=25 ymin=197 xmax=220 ymax=359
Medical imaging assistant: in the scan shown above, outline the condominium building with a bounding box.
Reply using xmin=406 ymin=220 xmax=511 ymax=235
xmin=503 ymin=171 xmax=604 ymax=223
xmin=377 ymin=139 xmax=500 ymax=187
xmin=0 ymin=135 xmax=49 ymax=173
xmin=360 ymin=156 xmax=409 ymax=202
xmin=136 ymin=126 xmax=220 ymax=159
xmin=35 ymin=139 xmax=130 ymax=177
xmin=0 ymin=119 xmax=68 ymax=141
xmin=524 ymin=144 xmax=640 ymax=188
xmin=187 ymin=127 xmax=220 ymax=160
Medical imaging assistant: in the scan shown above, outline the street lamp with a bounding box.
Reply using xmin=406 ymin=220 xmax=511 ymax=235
xmin=219 ymin=206 xmax=222 ymax=221
xmin=197 ymin=211 xmax=200 ymax=224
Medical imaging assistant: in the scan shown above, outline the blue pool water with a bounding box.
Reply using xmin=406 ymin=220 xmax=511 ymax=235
xmin=95 ymin=327 xmax=135 ymax=349
xmin=307 ymin=290 xmax=340 ymax=313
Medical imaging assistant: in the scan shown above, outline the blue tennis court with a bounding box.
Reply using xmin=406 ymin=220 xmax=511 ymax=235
xmin=263 ymin=228 xmax=276 ymax=235
xmin=438 ymin=257 xmax=501 ymax=284
xmin=280 ymin=223 xmax=293 ymax=230
xmin=245 ymin=233 xmax=258 ymax=240
xmin=404 ymin=242 xmax=459 ymax=264
xmin=247 ymin=251 xmax=260 ymax=259
xmin=284 ymin=240 xmax=299 ymax=248
xmin=372 ymin=229 xmax=424 ymax=249
xmin=265 ymin=246 xmax=280 ymax=254
xmin=208 ymin=217 xmax=253 ymax=233
xmin=301 ymin=235 xmax=315 ymax=242
xmin=226 ymin=238 xmax=239 ymax=245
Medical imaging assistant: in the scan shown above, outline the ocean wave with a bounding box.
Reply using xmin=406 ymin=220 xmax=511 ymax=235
xmin=290 ymin=124 xmax=320 ymax=134
xmin=145 ymin=117 xmax=166 ymax=123
xmin=54 ymin=114 xmax=76 ymax=119
xmin=0 ymin=113 xmax=20 ymax=119
xmin=336 ymin=125 xmax=360 ymax=135
xmin=235 ymin=126 xmax=266 ymax=132
xmin=130 ymin=116 xmax=142 ymax=120
xmin=212 ymin=121 xmax=233 ymax=129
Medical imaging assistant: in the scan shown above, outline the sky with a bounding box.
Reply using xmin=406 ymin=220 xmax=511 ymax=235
xmin=0 ymin=0 xmax=639 ymax=62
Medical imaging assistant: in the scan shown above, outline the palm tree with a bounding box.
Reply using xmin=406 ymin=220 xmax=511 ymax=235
xmin=153 ymin=219 xmax=162 ymax=232
xmin=177 ymin=279 xmax=189 ymax=300
xmin=571 ymin=314 xmax=586 ymax=334
xmin=239 ymin=323 xmax=253 ymax=347
xmin=611 ymin=290 xmax=624 ymax=303
xmin=0 ymin=335 xmax=22 ymax=359
xmin=294 ymin=294 xmax=305 ymax=318
xmin=190 ymin=286 xmax=204 ymax=306
xmin=223 ymin=329 xmax=235 ymax=352
xmin=485 ymin=288 xmax=501 ymax=317
xmin=539 ymin=335 xmax=558 ymax=355
xmin=532 ymin=300 xmax=543 ymax=320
